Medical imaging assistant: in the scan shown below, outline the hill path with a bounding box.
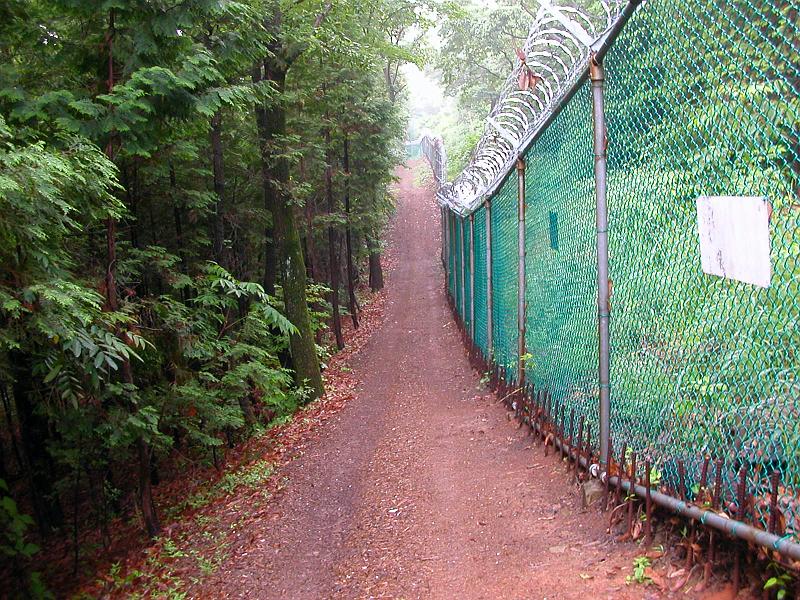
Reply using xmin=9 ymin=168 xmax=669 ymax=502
xmin=196 ymin=162 xmax=671 ymax=599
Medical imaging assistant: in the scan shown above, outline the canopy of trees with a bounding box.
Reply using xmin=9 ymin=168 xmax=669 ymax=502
xmin=431 ymin=0 xmax=528 ymax=177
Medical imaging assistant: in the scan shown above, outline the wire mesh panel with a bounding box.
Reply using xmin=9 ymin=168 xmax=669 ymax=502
xmin=605 ymin=0 xmax=800 ymax=532
xmin=523 ymin=83 xmax=599 ymax=449
xmin=464 ymin=216 xmax=472 ymax=333
xmin=491 ymin=176 xmax=519 ymax=381
xmin=473 ymin=207 xmax=489 ymax=356
xmin=455 ymin=217 xmax=463 ymax=320
xmin=448 ymin=211 xmax=456 ymax=299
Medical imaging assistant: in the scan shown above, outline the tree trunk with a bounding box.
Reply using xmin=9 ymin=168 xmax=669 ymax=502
xmin=257 ymin=62 xmax=324 ymax=399
xmin=123 ymin=160 xmax=150 ymax=297
xmin=325 ymin=128 xmax=344 ymax=349
xmin=238 ymin=394 xmax=257 ymax=427
xmin=136 ymin=437 xmax=159 ymax=538
xmin=303 ymin=192 xmax=318 ymax=280
xmin=368 ymin=249 xmax=384 ymax=291
xmin=210 ymin=110 xmax=226 ymax=268
xmin=384 ymin=61 xmax=397 ymax=104
xmin=301 ymin=227 xmax=317 ymax=281
xmin=122 ymin=163 xmax=138 ymax=250
xmin=252 ymin=63 xmax=277 ymax=296
xmin=351 ymin=230 xmax=362 ymax=286
xmin=104 ymin=12 xmax=160 ymax=538
xmin=0 ymin=383 xmax=24 ymax=477
xmin=342 ymin=136 xmax=359 ymax=328
xmin=275 ymin=190 xmax=326 ymax=399
xmin=0 ymin=436 xmax=6 ymax=486
xmin=170 ymin=163 xmax=189 ymax=302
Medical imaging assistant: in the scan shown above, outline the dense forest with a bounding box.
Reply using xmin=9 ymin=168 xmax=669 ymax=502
xmin=0 ymin=0 xmax=459 ymax=594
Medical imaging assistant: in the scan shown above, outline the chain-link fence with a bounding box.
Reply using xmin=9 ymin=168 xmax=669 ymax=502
xmin=438 ymin=0 xmax=800 ymax=556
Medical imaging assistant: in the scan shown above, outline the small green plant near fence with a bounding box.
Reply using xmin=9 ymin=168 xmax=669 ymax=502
xmin=625 ymin=556 xmax=653 ymax=586
xmin=763 ymin=562 xmax=793 ymax=600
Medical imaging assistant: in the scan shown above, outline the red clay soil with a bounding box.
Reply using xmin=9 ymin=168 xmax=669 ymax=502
xmin=74 ymin=161 xmax=743 ymax=599
xmin=182 ymin=163 xmax=741 ymax=600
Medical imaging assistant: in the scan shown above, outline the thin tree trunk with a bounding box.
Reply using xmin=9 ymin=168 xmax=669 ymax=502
xmin=104 ymin=11 xmax=159 ymax=538
xmin=210 ymin=110 xmax=226 ymax=267
xmin=170 ymin=163 xmax=189 ymax=302
xmin=0 ymin=383 xmax=24 ymax=476
xmin=252 ymin=63 xmax=277 ymax=296
xmin=343 ymin=136 xmax=359 ymax=328
xmin=122 ymin=163 xmax=138 ymax=250
xmin=124 ymin=160 xmax=150 ymax=297
xmin=146 ymin=198 xmax=163 ymax=296
xmin=71 ymin=444 xmax=81 ymax=576
xmin=0 ymin=432 xmax=6 ymax=483
xmin=367 ymin=175 xmax=385 ymax=291
xmin=136 ymin=437 xmax=159 ymax=537
xmin=384 ymin=61 xmax=397 ymax=103
xmin=351 ymin=230 xmax=362 ymax=286
xmin=302 ymin=160 xmax=318 ymax=280
xmin=10 ymin=349 xmax=63 ymax=533
xmin=368 ymin=251 xmax=384 ymax=291
xmin=325 ymin=127 xmax=344 ymax=349
xmin=238 ymin=395 xmax=257 ymax=427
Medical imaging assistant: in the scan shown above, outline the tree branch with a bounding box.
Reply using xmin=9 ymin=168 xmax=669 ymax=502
xmin=520 ymin=0 xmax=538 ymax=20
xmin=314 ymin=1 xmax=333 ymax=28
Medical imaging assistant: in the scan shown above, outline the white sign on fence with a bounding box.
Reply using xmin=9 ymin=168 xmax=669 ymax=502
xmin=695 ymin=195 xmax=771 ymax=288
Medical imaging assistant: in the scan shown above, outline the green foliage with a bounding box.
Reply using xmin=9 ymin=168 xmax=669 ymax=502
xmin=764 ymin=562 xmax=793 ymax=600
xmin=169 ymin=459 xmax=274 ymax=516
xmin=154 ymin=264 xmax=299 ymax=448
xmin=430 ymin=0 xmax=527 ymax=175
xmin=0 ymin=480 xmax=38 ymax=560
xmin=0 ymin=0 xmax=418 ymax=587
xmin=625 ymin=556 xmax=652 ymax=586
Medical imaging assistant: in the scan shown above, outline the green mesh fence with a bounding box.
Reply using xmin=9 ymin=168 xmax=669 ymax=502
xmin=464 ymin=217 xmax=472 ymax=333
xmin=455 ymin=217 xmax=463 ymax=317
xmin=491 ymin=176 xmax=519 ymax=382
xmin=604 ymin=0 xmax=800 ymax=532
xmin=523 ymin=84 xmax=599 ymax=448
xmin=473 ymin=207 xmax=488 ymax=356
xmin=442 ymin=0 xmax=799 ymax=541
xmin=448 ymin=212 xmax=456 ymax=300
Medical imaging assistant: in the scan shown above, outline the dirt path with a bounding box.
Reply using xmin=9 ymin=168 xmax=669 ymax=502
xmin=196 ymin=163 xmax=666 ymax=599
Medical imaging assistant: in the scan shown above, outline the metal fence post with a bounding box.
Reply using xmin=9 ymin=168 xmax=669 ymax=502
xmin=590 ymin=55 xmax=611 ymax=469
xmin=469 ymin=213 xmax=475 ymax=340
xmin=516 ymin=158 xmax=527 ymax=387
xmin=486 ymin=198 xmax=493 ymax=362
